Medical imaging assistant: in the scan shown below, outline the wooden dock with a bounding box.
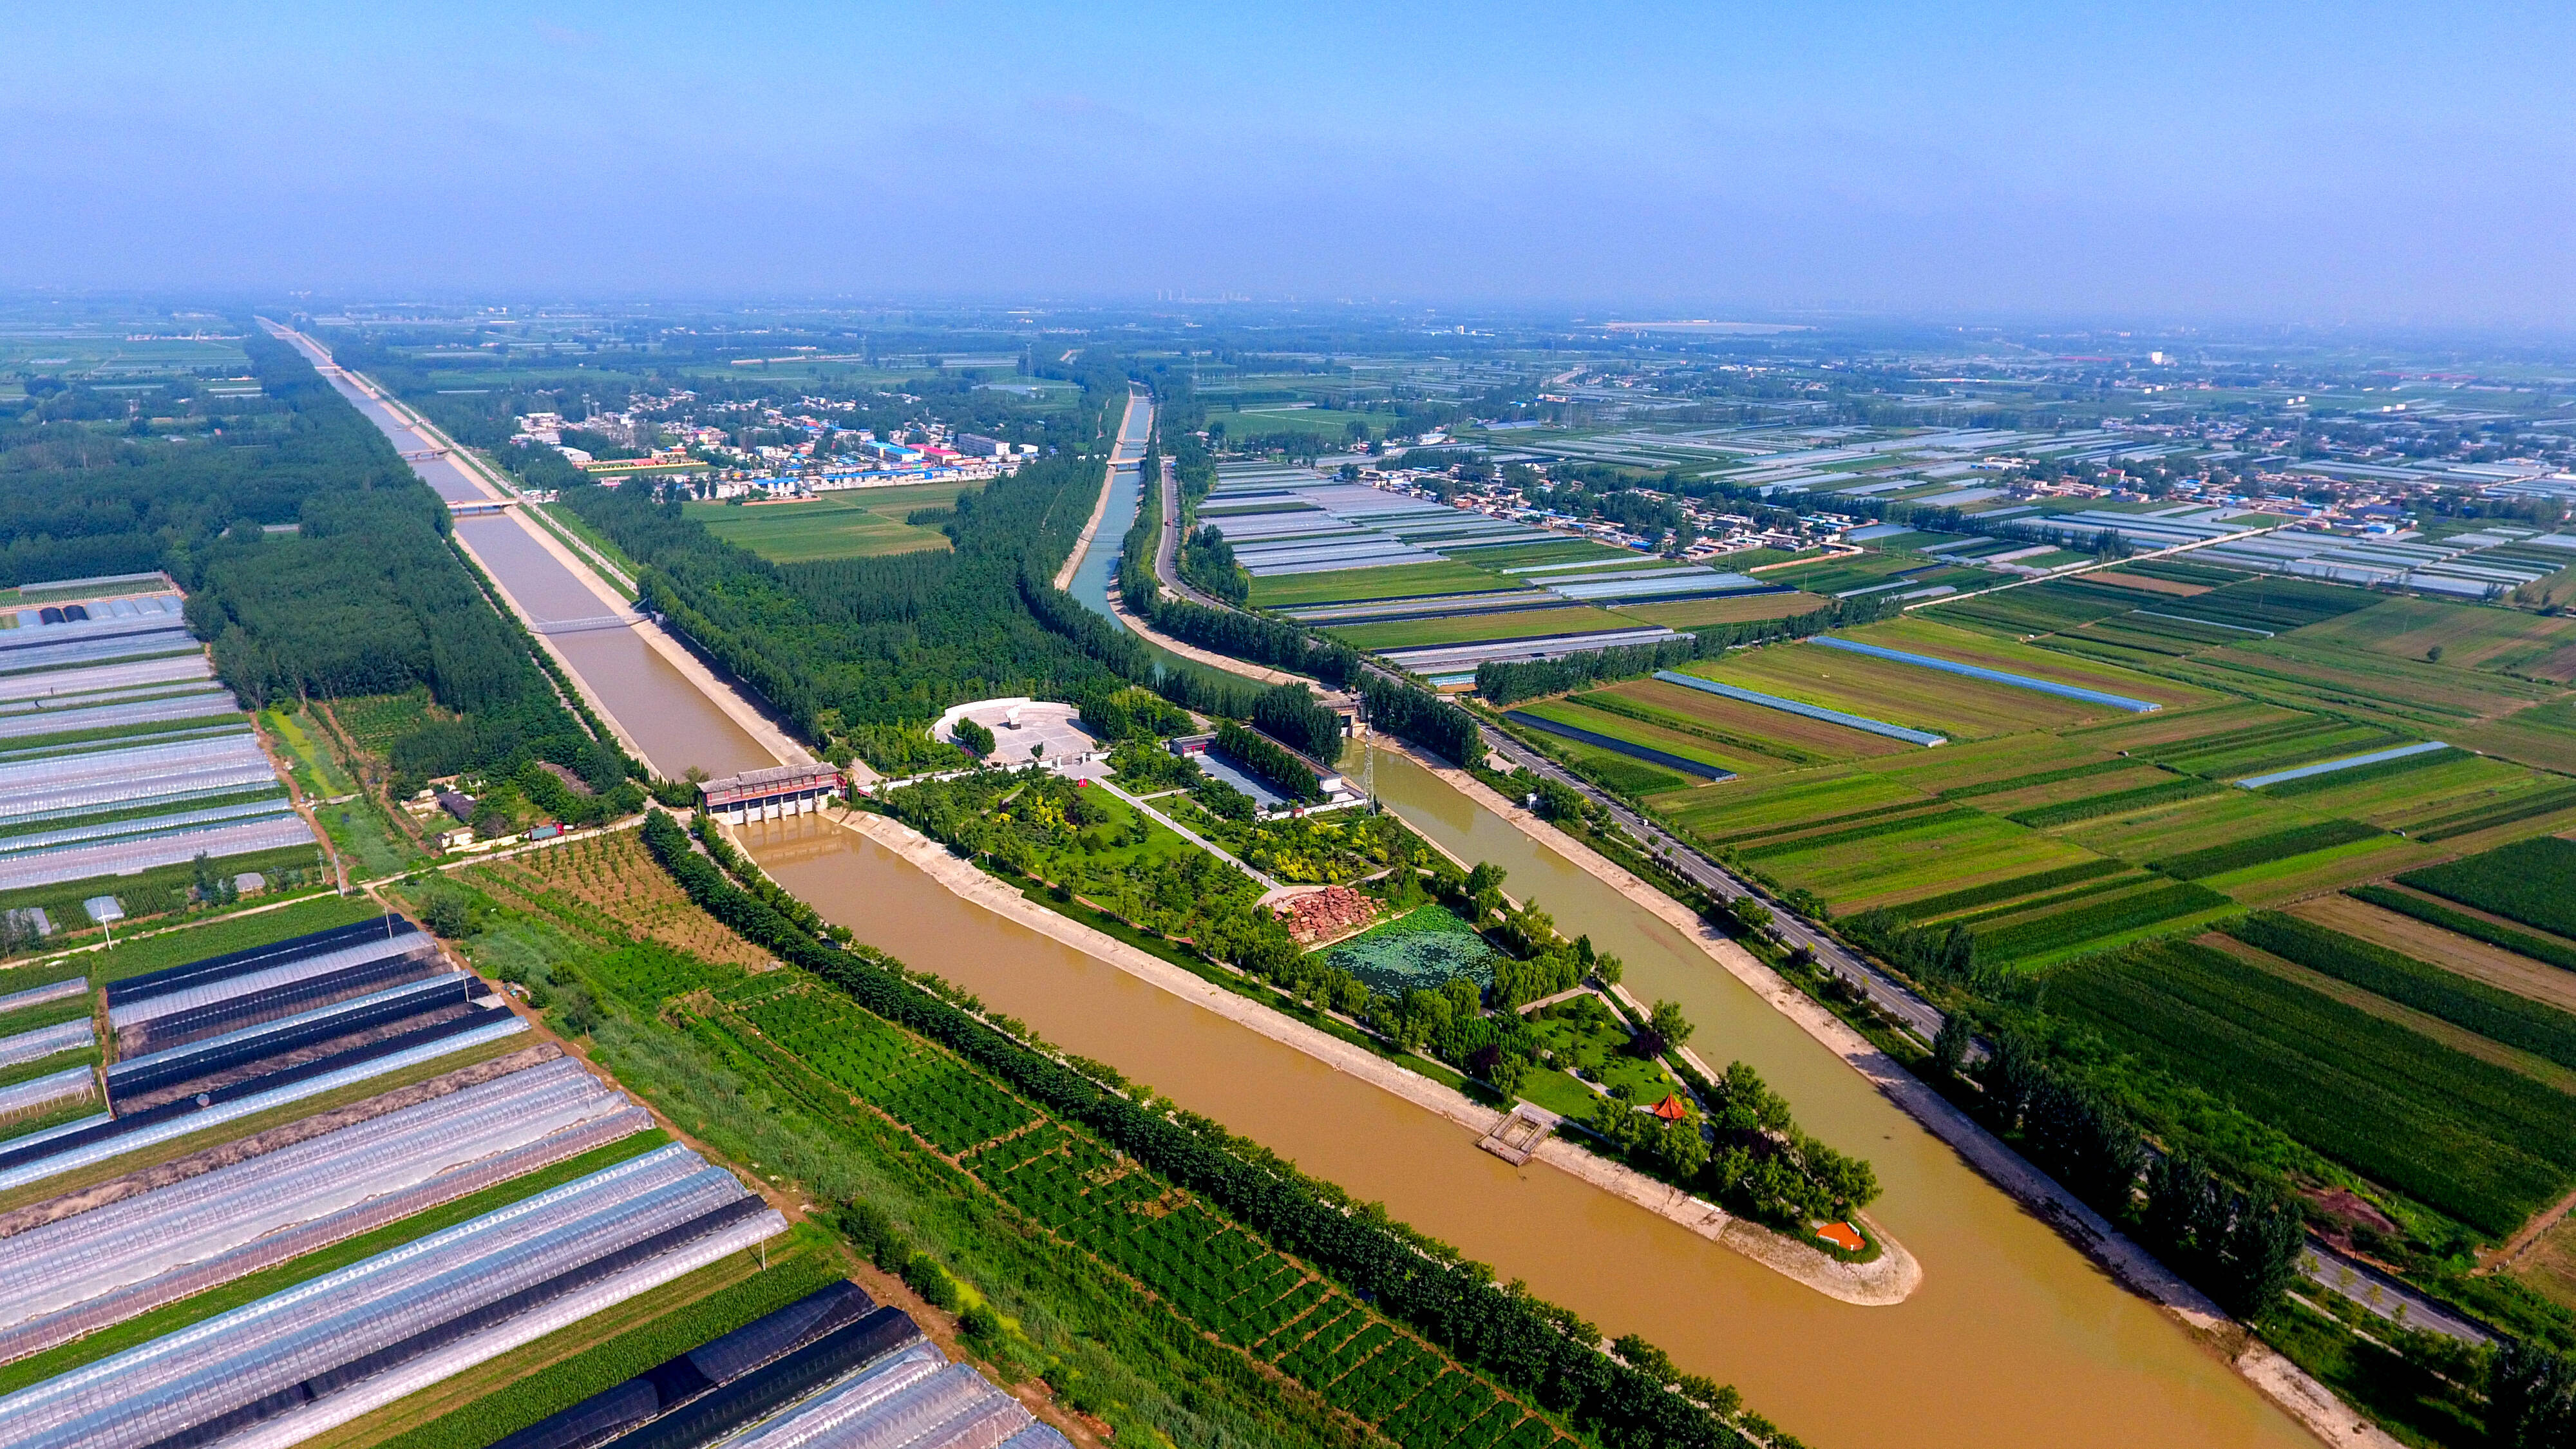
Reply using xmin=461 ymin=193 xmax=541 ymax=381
xmin=1477 ymin=1104 xmax=1561 ymax=1166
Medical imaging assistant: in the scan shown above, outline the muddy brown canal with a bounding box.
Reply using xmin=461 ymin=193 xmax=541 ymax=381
xmin=745 ymin=744 xmax=2310 ymax=1449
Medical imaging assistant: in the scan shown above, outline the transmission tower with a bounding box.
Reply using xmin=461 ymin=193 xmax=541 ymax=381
xmin=1358 ymin=693 xmax=1378 ymax=812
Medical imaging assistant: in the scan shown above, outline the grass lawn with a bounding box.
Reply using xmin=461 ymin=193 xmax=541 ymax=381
xmin=1526 ymin=996 xmax=1674 ymax=1104
xmin=1329 ymin=605 xmax=1635 ymax=653
xmin=1250 ymin=560 xmax=1512 ymax=608
xmin=687 ymin=482 xmax=980 ymax=563
xmin=1515 ymin=1065 xmax=1608 ymax=1121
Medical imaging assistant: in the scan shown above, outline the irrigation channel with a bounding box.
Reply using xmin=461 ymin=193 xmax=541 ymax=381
xmin=312 ymin=351 xmax=2321 ymax=1446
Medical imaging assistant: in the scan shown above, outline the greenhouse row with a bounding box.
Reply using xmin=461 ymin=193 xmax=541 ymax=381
xmin=110 ymin=918 xmax=435 ymax=1041
xmin=0 ymin=1142 xmax=784 ymax=1449
xmin=0 ymin=974 xmax=84 ymax=1018
xmin=116 ymin=938 xmax=444 ymax=1058
xmin=0 ymin=1065 xmax=96 ymax=1126
xmin=0 ymin=1017 xmax=93 ymax=1070
xmin=0 ymin=583 xmax=314 ymax=905
xmin=0 ymin=650 xmax=210 ymax=705
xmin=0 ymin=1056 xmax=649 ymax=1366
xmin=107 ymin=972 xmax=475 ymax=1104
xmin=0 ymin=623 xmax=197 ymax=677
xmin=0 ymin=793 xmax=295 ymax=864
xmin=0 ymin=731 xmax=278 ymax=822
xmin=0 ymin=1009 xmax=529 ymax=1193
xmin=0 ymin=686 xmax=238 ymax=742
xmin=0 ymin=813 xmax=320 ymax=894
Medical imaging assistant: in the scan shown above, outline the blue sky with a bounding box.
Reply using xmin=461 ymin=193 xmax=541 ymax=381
xmin=8 ymin=2 xmax=2571 ymax=322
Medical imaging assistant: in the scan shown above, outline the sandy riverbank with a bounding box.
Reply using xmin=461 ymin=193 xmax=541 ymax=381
xmin=827 ymin=807 xmax=1918 ymax=1307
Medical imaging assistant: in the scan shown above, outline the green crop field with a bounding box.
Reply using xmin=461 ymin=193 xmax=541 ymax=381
xmin=1328 ymin=605 xmax=1633 ymax=653
xmin=2400 ymin=837 xmax=2576 ymax=940
xmin=2047 ymin=939 xmax=2576 ymax=1236
xmin=1249 ymin=560 xmax=1513 ymax=607
xmin=1516 ymin=699 xmax=1756 ymax=776
xmin=686 ymin=482 xmax=979 ymax=562
xmin=2292 ymin=595 xmax=2576 ymax=683
xmin=1207 ymin=404 xmax=1381 ymax=438
xmin=1603 ymin=677 xmax=1912 ymax=764
xmin=1736 ymin=807 xmax=2098 ymax=911
xmin=2223 ymin=912 xmax=2576 ymax=1075
xmin=1615 ymin=591 xmax=1830 ymax=629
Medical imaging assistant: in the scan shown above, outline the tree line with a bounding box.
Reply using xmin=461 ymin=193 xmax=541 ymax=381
xmin=0 ymin=332 xmax=619 ymax=796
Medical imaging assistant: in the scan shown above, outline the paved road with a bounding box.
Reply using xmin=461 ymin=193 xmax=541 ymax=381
xmin=1155 ymin=457 xmax=1231 ymax=610
xmin=1093 ymin=779 xmax=1278 ymax=892
xmin=2301 ymin=1242 xmax=2493 ymax=1345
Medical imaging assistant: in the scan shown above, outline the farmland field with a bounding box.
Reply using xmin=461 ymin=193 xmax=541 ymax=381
xmin=2291 ymin=893 xmax=2576 ymax=1016
xmin=2157 ymin=639 xmax=2558 ymax=732
xmin=2292 ymin=595 xmax=2576 ymax=682
xmin=685 ymin=482 xmax=978 ymax=562
xmin=2344 ymin=885 xmax=2576 ymax=974
xmin=1576 ymin=679 xmax=1896 ymax=768
xmin=1845 ymin=615 xmax=2214 ymax=709
xmin=1675 ymin=645 xmax=2076 ymax=739
xmin=2398 ymin=836 xmax=2576 ymax=939
xmin=1614 ymin=590 xmax=1830 ymax=629
xmin=1515 ymin=699 xmax=1759 ymax=777
xmin=2454 ymin=695 xmax=2576 ymax=775
xmin=1249 ymin=560 xmax=1511 ymax=607
xmin=1328 ymin=605 xmax=1636 ymax=652
xmin=2046 ymin=938 xmax=2576 ymax=1237
xmin=1735 ymin=807 xmax=2098 ymax=911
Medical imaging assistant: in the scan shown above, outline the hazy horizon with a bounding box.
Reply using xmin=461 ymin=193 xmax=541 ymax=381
xmin=10 ymin=2 xmax=2571 ymax=325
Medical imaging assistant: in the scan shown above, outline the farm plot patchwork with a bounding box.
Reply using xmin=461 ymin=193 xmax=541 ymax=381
xmin=2220 ymin=912 xmax=2576 ymax=1075
xmin=1557 ymin=684 xmax=1846 ymax=773
xmin=1844 ymin=616 xmax=2214 ymax=709
xmin=1328 ymin=605 xmax=1636 ymax=654
xmin=2398 ymin=837 xmax=2576 ymax=940
xmin=1507 ymin=703 xmax=1743 ymax=780
xmin=2291 ymin=595 xmax=2576 ymax=683
xmin=686 ymin=484 xmax=977 ymax=563
xmin=2045 ymin=938 xmax=2576 ymax=1237
xmin=1734 ymin=808 xmax=2098 ymax=911
xmin=2161 ymin=639 xmax=2558 ymax=732
xmin=1684 ymin=641 xmax=2121 ymax=740
xmin=2453 ymin=696 xmax=2576 ymax=776
xmin=2302 ymin=892 xmax=2576 ymax=1014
